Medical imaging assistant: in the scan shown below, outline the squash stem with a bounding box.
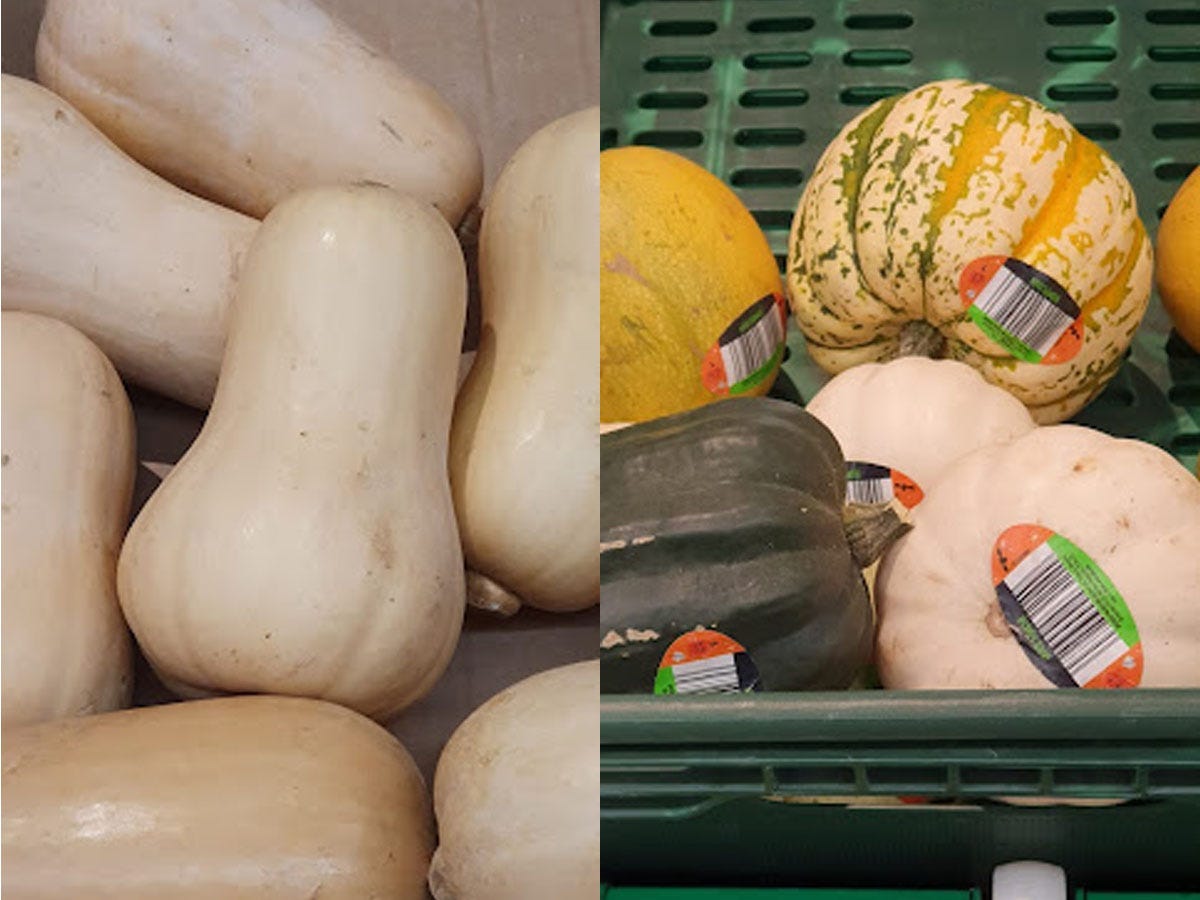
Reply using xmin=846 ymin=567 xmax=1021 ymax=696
xmin=843 ymin=504 xmax=912 ymax=569
xmin=465 ymin=569 xmax=523 ymax=617
xmin=895 ymin=319 xmax=947 ymax=359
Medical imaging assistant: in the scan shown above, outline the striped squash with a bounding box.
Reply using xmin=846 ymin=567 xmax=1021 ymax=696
xmin=787 ymin=79 xmax=1152 ymax=424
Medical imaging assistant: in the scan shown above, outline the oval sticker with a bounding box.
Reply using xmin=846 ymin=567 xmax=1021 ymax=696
xmin=653 ymin=627 xmax=761 ymax=695
xmin=701 ymin=293 xmax=788 ymax=396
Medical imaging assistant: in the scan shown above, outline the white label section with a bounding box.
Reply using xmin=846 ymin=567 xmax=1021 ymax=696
xmin=669 ymin=653 xmax=741 ymax=695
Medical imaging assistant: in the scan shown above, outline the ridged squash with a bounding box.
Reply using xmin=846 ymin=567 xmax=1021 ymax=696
xmin=876 ymin=426 xmax=1200 ymax=689
xmin=0 ymin=75 xmax=257 ymax=408
xmin=36 ymin=0 xmax=482 ymax=224
xmin=788 ymin=79 xmax=1152 ymax=424
xmin=1 ymin=312 xmax=136 ymax=728
xmin=1 ymin=696 xmax=432 ymax=898
xmin=601 ymin=146 xmax=786 ymax=423
xmin=450 ymin=107 xmax=599 ymax=615
xmin=117 ymin=185 xmax=466 ymax=722
xmin=429 ymin=661 xmax=599 ymax=899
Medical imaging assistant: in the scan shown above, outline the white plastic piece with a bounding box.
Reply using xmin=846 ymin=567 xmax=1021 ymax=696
xmin=992 ymin=861 xmax=1067 ymax=900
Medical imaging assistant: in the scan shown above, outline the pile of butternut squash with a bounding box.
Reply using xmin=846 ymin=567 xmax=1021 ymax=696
xmin=1 ymin=1 xmax=597 ymax=896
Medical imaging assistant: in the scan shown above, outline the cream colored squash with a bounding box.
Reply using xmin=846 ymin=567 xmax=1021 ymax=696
xmin=429 ymin=660 xmax=599 ymax=900
xmin=806 ymin=357 xmax=1036 ymax=502
xmin=1 ymin=312 xmax=136 ymax=728
xmin=450 ymin=107 xmax=599 ymax=614
xmin=36 ymin=0 xmax=482 ymax=225
xmin=1 ymin=75 xmax=257 ymax=408
xmin=117 ymin=185 xmax=466 ymax=722
xmin=1 ymin=696 xmax=432 ymax=898
xmin=876 ymin=425 xmax=1200 ymax=689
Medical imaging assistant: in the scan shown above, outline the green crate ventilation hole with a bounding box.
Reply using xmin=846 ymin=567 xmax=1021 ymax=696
xmin=601 ymin=0 xmax=1200 ymax=470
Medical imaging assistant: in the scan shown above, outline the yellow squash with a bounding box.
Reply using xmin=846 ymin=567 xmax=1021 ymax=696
xmin=601 ymin=147 xmax=785 ymax=423
xmin=1156 ymin=165 xmax=1200 ymax=352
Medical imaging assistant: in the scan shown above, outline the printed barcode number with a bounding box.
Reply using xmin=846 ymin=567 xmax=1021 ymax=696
xmin=846 ymin=477 xmax=893 ymax=506
xmin=975 ymin=266 xmax=1074 ymax=355
xmin=720 ymin=307 xmax=784 ymax=386
xmin=670 ymin=653 xmax=740 ymax=695
xmin=1005 ymin=543 xmax=1126 ymax=685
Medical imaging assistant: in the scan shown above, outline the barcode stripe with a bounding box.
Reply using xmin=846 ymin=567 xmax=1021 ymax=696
xmin=975 ymin=267 xmax=1074 ymax=355
xmin=1006 ymin=543 xmax=1126 ymax=685
xmin=671 ymin=653 xmax=740 ymax=695
xmin=846 ymin=477 xmax=893 ymax=505
xmin=720 ymin=307 xmax=784 ymax=385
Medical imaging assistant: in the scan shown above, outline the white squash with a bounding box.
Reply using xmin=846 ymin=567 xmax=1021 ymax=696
xmin=1 ymin=312 xmax=136 ymax=728
xmin=1 ymin=696 xmax=432 ymax=898
xmin=876 ymin=425 xmax=1200 ymax=689
xmin=449 ymin=107 xmax=600 ymax=614
xmin=0 ymin=75 xmax=257 ymax=408
xmin=429 ymin=660 xmax=599 ymax=900
xmin=117 ymin=184 xmax=466 ymax=722
xmin=806 ymin=357 xmax=1036 ymax=504
xmin=36 ymin=0 xmax=483 ymax=225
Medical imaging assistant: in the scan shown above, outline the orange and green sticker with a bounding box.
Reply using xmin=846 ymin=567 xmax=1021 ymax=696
xmin=992 ymin=524 xmax=1142 ymax=688
xmin=701 ymin=293 xmax=788 ymax=396
xmin=960 ymin=256 xmax=1082 ymax=365
xmin=844 ymin=461 xmax=924 ymax=510
xmin=653 ymin=628 xmax=761 ymax=695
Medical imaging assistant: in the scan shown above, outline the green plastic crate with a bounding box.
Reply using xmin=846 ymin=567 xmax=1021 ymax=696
xmin=600 ymin=0 xmax=1200 ymax=890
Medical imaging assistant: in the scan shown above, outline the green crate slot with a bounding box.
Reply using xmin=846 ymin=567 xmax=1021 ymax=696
xmin=601 ymin=0 xmax=1200 ymax=471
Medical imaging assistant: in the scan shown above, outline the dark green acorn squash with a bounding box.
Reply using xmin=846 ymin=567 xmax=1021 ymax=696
xmin=600 ymin=397 xmax=898 ymax=694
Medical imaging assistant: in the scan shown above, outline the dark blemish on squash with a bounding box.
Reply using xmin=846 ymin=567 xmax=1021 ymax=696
xmin=985 ymin=603 xmax=1010 ymax=638
xmin=299 ymin=431 xmax=308 ymax=437
xmin=372 ymin=520 xmax=396 ymax=570
xmin=1 ymin=454 xmax=8 ymax=467
xmin=1072 ymin=457 xmax=1097 ymax=473
xmin=1116 ymin=515 xmax=1130 ymax=529
xmin=387 ymin=596 xmax=396 ymax=604
xmin=357 ymin=420 xmax=370 ymax=432
xmin=264 ymin=632 xmax=272 ymax=640
xmin=379 ymin=118 xmax=405 ymax=144
xmin=100 ymin=388 xmax=112 ymax=399
xmin=54 ymin=108 xmax=66 ymax=122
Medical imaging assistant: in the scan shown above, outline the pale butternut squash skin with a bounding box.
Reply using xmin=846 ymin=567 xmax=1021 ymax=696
xmin=36 ymin=0 xmax=483 ymax=225
xmin=0 ymin=75 xmax=257 ymax=409
xmin=450 ymin=107 xmax=600 ymax=614
xmin=1 ymin=312 xmax=136 ymax=728
xmin=117 ymin=185 xmax=466 ymax=722
xmin=1 ymin=696 xmax=433 ymax=898
xmin=429 ymin=660 xmax=599 ymax=900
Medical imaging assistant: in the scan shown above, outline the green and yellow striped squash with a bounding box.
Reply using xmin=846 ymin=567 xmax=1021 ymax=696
xmin=787 ymin=79 xmax=1152 ymax=424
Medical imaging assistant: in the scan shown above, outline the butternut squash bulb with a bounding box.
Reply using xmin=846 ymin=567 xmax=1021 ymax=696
xmin=117 ymin=185 xmax=466 ymax=722
xmin=788 ymin=79 xmax=1152 ymax=424
xmin=36 ymin=0 xmax=482 ymax=224
xmin=0 ymin=75 xmax=257 ymax=408
xmin=1 ymin=696 xmax=433 ymax=898
xmin=875 ymin=425 xmax=1200 ymax=689
xmin=806 ymin=357 xmax=1035 ymax=508
xmin=2 ymin=312 xmax=136 ymax=728
xmin=450 ymin=107 xmax=599 ymax=614
xmin=429 ymin=661 xmax=599 ymax=900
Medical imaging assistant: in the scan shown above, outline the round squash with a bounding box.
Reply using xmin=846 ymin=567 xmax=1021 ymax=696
xmin=1155 ymin=165 xmax=1200 ymax=351
xmin=2 ymin=312 xmax=136 ymax=728
xmin=788 ymin=79 xmax=1152 ymax=424
xmin=450 ymin=107 xmax=599 ymax=615
xmin=117 ymin=185 xmax=466 ymax=722
xmin=1 ymin=696 xmax=432 ymax=898
xmin=429 ymin=661 xmax=599 ymax=900
xmin=601 ymin=146 xmax=786 ymax=423
xmin=36 ymin=0 xmax=482 ymax=224
xmin=876 ymin=425 xmax=1200 ymax=689
xmin=806 ymin=357 xmax=1036 ymax=503
xmin=0 ymin=75 xmax=257 ymax=408
xmin=600 ymin=397 xmax=901 ymax=694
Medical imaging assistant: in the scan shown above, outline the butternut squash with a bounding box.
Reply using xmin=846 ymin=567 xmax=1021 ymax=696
xmin=1 ymin=312 xmax=136 ymax=728
xmin=1 ymin=696 xmax=432 ymax=898
xmin=36 ymin=0 xmax=483 ymax=224
xmin=450 ymin=107 xmax=600 ymax=614
xmin=0 ymin=75 xmax=257 ymax=409
xmin=117 ymin=184 xmax=466 ymax=722
xmin=429 ymin=661 xmax=599 ymax=900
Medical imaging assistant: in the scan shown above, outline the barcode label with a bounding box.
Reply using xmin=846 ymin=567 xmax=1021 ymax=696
xmin=720 ymin=304 xmax=785 ymax=387
xmin=973 ymin=264 xmax=1075 ymax=356
xmin=1004 ymin=542 xmax=1127 ymax=686
xmin=669 ymin=653 xmax=741 ymax=695
xmin=846 ymin=477 xmax=894 ymax=505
